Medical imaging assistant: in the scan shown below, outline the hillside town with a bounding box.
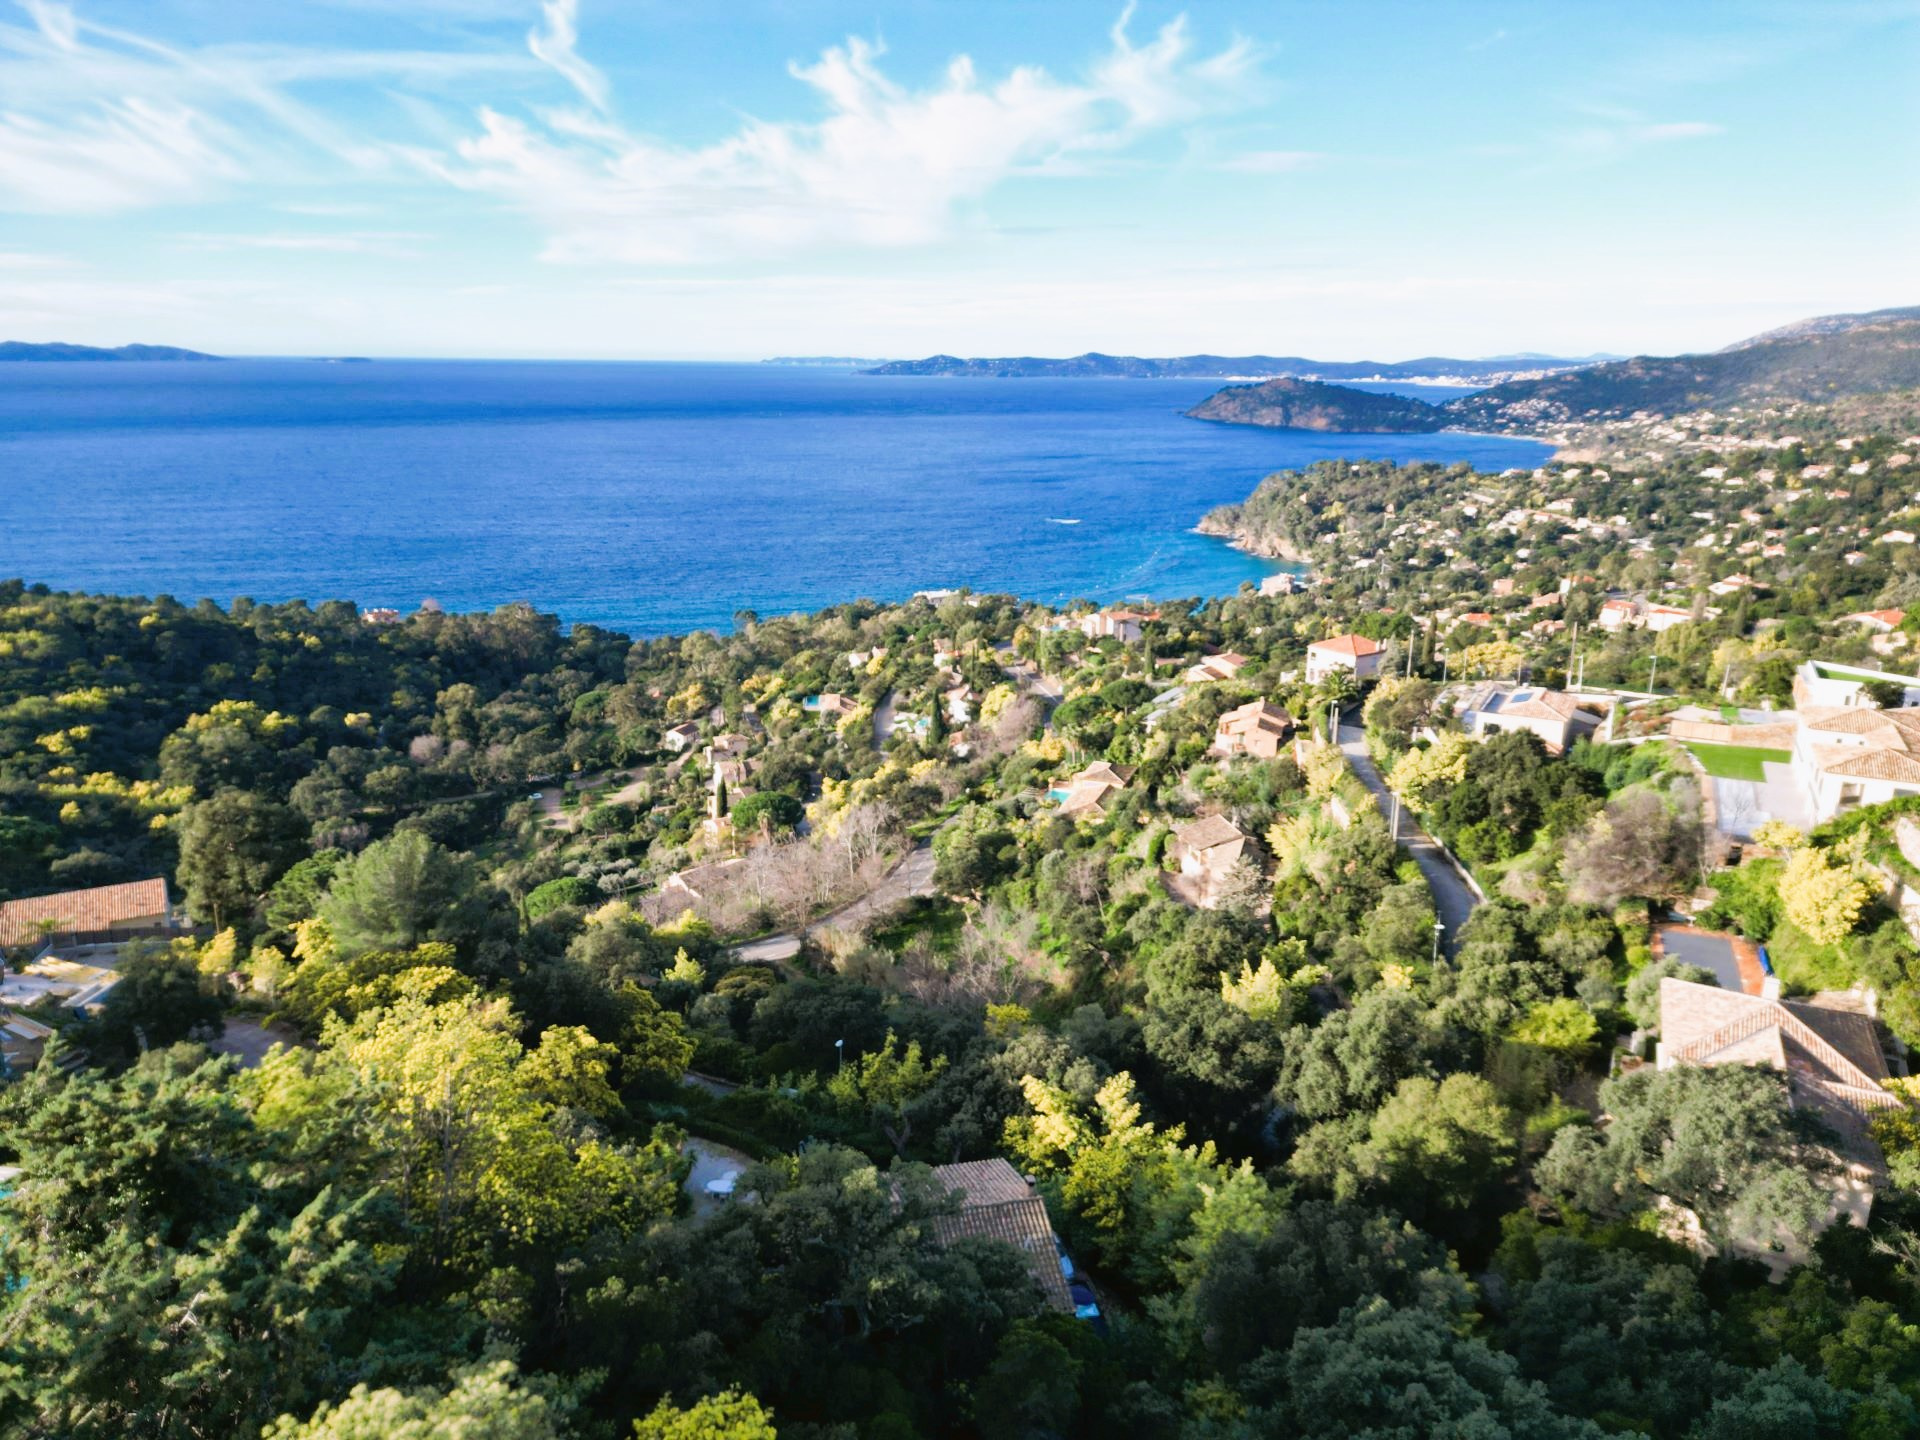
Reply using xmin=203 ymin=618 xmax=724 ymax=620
xmin=11 ymin=423 xmax=1920 ymax=1435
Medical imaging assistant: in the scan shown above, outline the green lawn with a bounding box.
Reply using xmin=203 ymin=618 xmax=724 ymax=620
xmin=1683 ymin=742 xmax=1791 ymax=782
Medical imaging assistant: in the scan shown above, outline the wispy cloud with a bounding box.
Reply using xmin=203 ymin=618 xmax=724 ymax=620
xmin=0 ymin=97 xmax=241 ymax=213
xmin=1216 ymin=148 xmax=1321 ymax=173
xmin=176 ymin=229 xmax=431 ymax=255
xmin=527 ymin=0 xmax=607 ymax=114
xmin=1552 ymin=115 xmax=1725 ymax=161
xmin=0 ymin=249 xmax=73 ymax=269
xmin=1636 ymin=120 xmax=1724 ymax=141
xmin=426 ymin=9 xmax=1260 ymax=264
xmin=0 ymin=0 xmax=530 ymax=214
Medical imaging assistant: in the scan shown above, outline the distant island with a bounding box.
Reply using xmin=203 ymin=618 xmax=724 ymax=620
xmin=864 ymin=350 xmax=1608 ymax=384
xmin=1187 ymin=304 xmax=1920 ymax=442
xmin=1187 ymin=376 xmax=1444 ymax=433
xmin=0 ymin=341 xmax=220 ymax=362
xmin=763 ymin=356 xmax=893 ymax=368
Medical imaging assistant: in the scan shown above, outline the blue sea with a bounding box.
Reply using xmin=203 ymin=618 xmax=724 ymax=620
xmin=0 ymin=360 xmax=1551 ymax=635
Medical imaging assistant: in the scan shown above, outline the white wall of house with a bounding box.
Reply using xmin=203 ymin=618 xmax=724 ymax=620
xmin=1465 ymin=710 xmax=1571 ymax=750
xmin=1795 ymin=660 xmax=1920 ymax=710
xmin=1790 ymin=723 xmax=1920 ymax=821
xmin=1305 ymin=648 xmax=1383 ymax=685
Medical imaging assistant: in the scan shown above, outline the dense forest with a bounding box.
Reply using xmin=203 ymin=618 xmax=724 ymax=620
xmin=8 ymin=419 xmax=1920 ymax=1438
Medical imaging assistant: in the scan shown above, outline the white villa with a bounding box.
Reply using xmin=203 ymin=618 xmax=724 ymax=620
xmin=1792 ymin=659 xmax=1920 ymax=711
xmin=1790 ymin=705 xmax=1920 ymax=821
xmin=1304 ymin=634 xmax=1385 ymax=685
xmin=1454 ymin=683 xmax=1603 ymax=754
xmin=1078 ymin=609 xmax=1154 ymax=645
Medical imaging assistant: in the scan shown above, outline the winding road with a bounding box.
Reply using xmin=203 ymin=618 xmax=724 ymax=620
xmin=1335 ymin=712 xmax=1479 ymax=957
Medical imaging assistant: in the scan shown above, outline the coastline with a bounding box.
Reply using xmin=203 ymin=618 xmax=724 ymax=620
xmin=1191 ymin=516 xmax=1312 ymax=568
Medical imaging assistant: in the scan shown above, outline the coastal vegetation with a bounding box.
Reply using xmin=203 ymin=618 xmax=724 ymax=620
xmin=1185 ymin=375 xmax=1446 ymax=432
xmin=1184 ymin=305 xmax=1920 ymax=444
xmin=0 ymin=340 xmax=220 ymax=362
xmin=8 ymin=390 xmax=1920 ymax=1437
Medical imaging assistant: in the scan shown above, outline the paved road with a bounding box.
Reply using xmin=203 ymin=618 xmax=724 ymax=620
xmin=208 ymin=1019 xmax=304 ymax=1068
xmin=816 ymin=840 xmax=936 ymax=932
xmin=1335 ymin=715 xmax=1479 ymax=957
xmin=733 ymin=932 xmax=803 ymax=965
xmin=534 ymin=765 xmax=647 ymax=832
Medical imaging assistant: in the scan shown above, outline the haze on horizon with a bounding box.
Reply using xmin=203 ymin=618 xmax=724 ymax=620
xmin=0 ymin=0 xmax=1913 ymax=363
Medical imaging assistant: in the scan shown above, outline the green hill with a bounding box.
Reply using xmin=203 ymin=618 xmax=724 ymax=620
xmin=1441 ymin=305 xmax=1920 ymax=430
xmin=0 ymin=340 xmax=220 ymax=362
xmin=1185 ymin=375 xmax=1446 ymax=432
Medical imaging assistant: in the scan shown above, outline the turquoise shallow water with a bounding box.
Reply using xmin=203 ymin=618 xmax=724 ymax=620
xmin=0 ymin=360 xmax=1550 ymax=634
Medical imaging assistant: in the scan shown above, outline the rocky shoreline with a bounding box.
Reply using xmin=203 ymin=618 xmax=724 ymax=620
xmin=1192 ymin=509 xmax=1311 ymax=565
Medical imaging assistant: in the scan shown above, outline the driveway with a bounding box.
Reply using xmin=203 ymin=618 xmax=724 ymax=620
xmin=732 ymin=932 xmax=802 ymax=966
xmin=209 ymin=1018 xmax=304 ymax=1068
xmin=533 ymin=766 xmax=647 ymax=832
xmin=1336 ymin=714 xmax=1479 ymax=956
xmin=683 ymin=1137 xmax=755 ymax=1217
xmin=1711 ymin=760 xmax=1813 ymax=839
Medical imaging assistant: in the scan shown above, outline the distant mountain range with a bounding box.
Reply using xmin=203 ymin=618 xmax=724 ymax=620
xmin=0 ymin=341 xmax=221 ymax=362
xmin=1191 ymin=305 xmax=1920 ymax=435
xmin=762 ymin=356 xmax=893 ymax=368
xmin=863 ymin=351 xmax=1612 ymax=384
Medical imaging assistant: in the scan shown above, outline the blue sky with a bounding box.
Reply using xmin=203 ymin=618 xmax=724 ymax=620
xmin=0 ymin=0 xmax=1913 ymax=360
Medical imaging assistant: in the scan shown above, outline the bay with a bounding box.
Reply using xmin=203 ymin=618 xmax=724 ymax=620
xmin=0 ymin=360 xmax=1550 ymax=635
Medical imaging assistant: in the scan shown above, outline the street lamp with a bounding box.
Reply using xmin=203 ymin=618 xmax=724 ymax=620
xmin=835 ymin=1038 xmax=845 ymax=1072
xmin=1431 ymin=919 xmax=1446 ymax=965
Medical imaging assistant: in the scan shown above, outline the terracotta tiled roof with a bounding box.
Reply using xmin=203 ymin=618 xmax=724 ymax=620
xmin=1497 ymin=689 xmax=1586 ymax=722
xmin=1174 ymin=815 xmax=1248 ymax=853
xmin=1217 ymin=699 xmax=1294 ymax=733
xmin=1660 ymin=977 xmax=1893 ymax=1111
xmin=0 ymin=878 xmax=170 ymax=947
xmin=928 ymin=1159 xmax=1072 ymax=1312
xmin=1800 ymin=705 xmax=1920 ymax=783
xmin=1309 ymin=634 xmax=1383 ymax=658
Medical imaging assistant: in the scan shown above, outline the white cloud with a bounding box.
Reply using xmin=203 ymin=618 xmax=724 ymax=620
xmin=429 ymin=10 xmax=1259 ymax=264
xmin=0 ymin=249 xmax=74 ymax=269
xmin=0 ymin=0 xmax=534 ymax=215
xmin=0 ymin=98 xmax=241 ymax=213
xmin=1637 ymin=121 xmax=1724 ymax=141
xmin=527 ymin=0 xmax=608 ymax=113
xmin=176 ymin=229 xmax=431 ymax=255
xmin=1216 ymin=149 xmax=1321 ymax=173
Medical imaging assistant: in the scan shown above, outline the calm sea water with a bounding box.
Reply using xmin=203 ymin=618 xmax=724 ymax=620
xmin=0 ymin=361 xmax=1550 ymax=635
